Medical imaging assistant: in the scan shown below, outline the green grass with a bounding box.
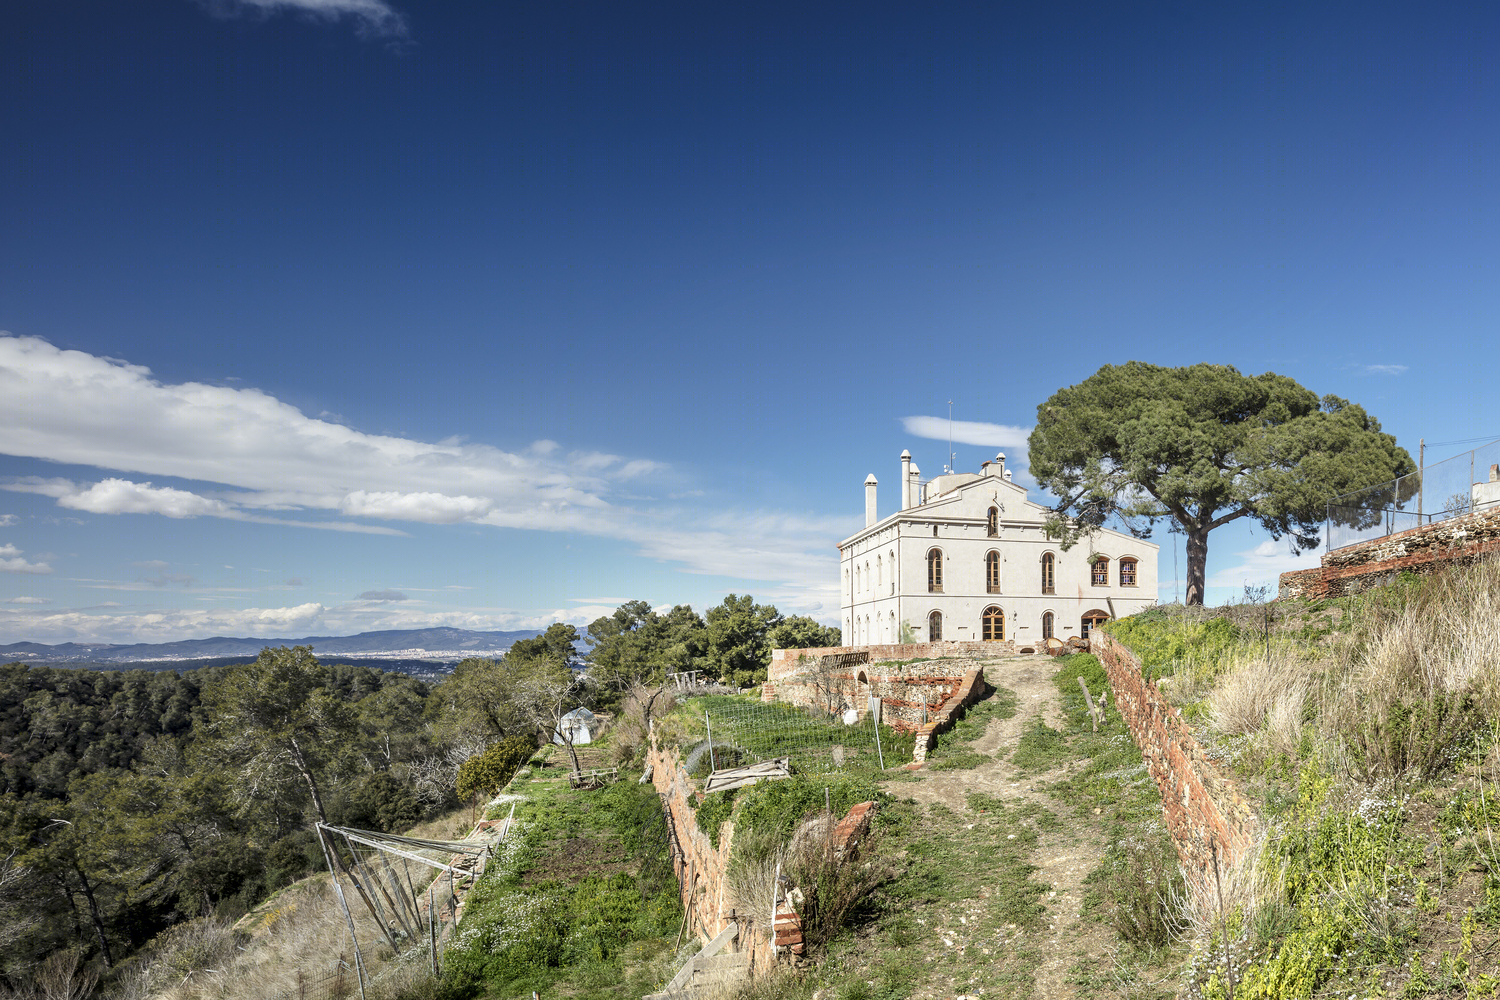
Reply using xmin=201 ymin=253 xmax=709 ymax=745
xmin=925 ymin=684 xmax=1018 ymax=770
xmin=443 ymin=778 xmax=680 ymax=1000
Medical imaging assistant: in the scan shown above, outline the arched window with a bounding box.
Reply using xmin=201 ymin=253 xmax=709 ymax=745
xmin=889 ymin=550 xmax=896 ymax=594
xmin=1041 ymin=553 xmax=1055 ymax=594
xmin=928 ymin=610 xmax=943 ymax=641
xmin=890 ymin=610 xmax=896 ymax=640
xmin=982 ymin=606 xmax=1005 ymax=641
xmin=987 ymin=506 xmax=998 ymax=537
xmin=986 ymin=551 xmax=1001 ymax=594
xmin=844 ymin=618 xmax=851 ymax=643
xmin=875 ymin=555 xmax=882 ymax=590
xmin=927 ymin=548 xmax=943 ymax=593
xmin=855 ymin=564 xmax=860 ymax=594
xmin=1042 ymin=611 xmax=1054 ymax=639
xmin=1081 ymin=610 xmax=1110 ymax=639
xmin=1120 ymin=558 xmax=1138 ymax=586
xmin=865 ymin=561 xmax=872 ymax=592
xmin=1091 ymin=557 xmax=1109 ymax=586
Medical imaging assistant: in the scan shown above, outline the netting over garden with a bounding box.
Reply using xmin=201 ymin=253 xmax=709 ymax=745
xmin=1326 ymin=438 xmax=1500 ymax=551
xmin=676 ymin=698 xmax=905 ymax=776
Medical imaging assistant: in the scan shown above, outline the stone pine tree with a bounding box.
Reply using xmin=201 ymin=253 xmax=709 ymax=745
xmin=195 ymin=645 xmax=357 ymax=824
xmin=1027 ymin=362 xmax=1415 ymax=606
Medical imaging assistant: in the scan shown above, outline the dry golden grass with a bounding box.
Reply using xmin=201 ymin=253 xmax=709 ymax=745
xmin=1207 ymin=652 xmax=1313 ymax=738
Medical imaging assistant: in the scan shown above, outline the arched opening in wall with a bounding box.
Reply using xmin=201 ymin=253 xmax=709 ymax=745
xmin=889 ymin=610 xmax=896 ymax=642
xmin=857 ymin=669 xmax=870 ymax=701
xmin=865 ymin=560 xmax=871 ymax=592
xmin=987 ymin=506 xmax=998 ymax=536
xmin=982 ymin=606 xmax=1005 ymax=641
xmin=1120 ymin=557 xmax=1138 ymax=586
xmin=1091 ymin=557 xmax=1109 ymax=587
xmin=855 ymin=564 xmax=860 ymax=594
xmin=1041 ymin=552 xmax=1055 ymax=594
xmin=928 ymin=610 xmax=943 ymax=642
xmin=986 ymin=551 xmax=1001 ymax=593
xmin=1081 ymin=610 xmax=1110 ymax=640
xmin=875 ymin=555 xmax=882 ymax=590
xmin=1042 ymin=611 xmax=1054 ymax=640
xmin=927 ymin=548 xmax=943 ymax=593
xmin=889 ymin=549 xmax=896 ymax=595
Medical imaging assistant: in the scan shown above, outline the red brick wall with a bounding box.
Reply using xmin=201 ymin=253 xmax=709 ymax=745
xmin=1279 ymin=506 xmax=1500 ymax=600
xmin=1091 ymin=632 xmax=1259 ymax=881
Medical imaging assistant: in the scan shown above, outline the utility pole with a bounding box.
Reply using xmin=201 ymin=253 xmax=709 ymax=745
xmin=1418 ymin=438 xmax=1425 ymax=521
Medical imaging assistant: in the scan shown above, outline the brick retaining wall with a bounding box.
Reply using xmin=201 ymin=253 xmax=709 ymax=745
xmin=1279 ymin=505 xmax=1500 ymax=600
xmin=1091 ymin=632 xmax=1259 ymax=880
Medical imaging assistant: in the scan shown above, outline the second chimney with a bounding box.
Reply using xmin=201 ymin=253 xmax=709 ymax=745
xmin=865 ymin=474 xmax=878 ymax=527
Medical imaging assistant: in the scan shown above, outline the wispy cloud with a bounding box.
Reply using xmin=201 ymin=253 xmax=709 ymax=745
xmin=0 ymin=544 xmax=51 ymax=575
xmin=1363 ymin=364 xmax=1409 ymax=376
xmin=196 ymin=0 xmax=406 ymax=39
xmin=0 ymin=335 xmax=846 ymax=617
xmin=0 ymin=515 xmax=16 ymax=527
xmin=357 ymin=589 xmax=408 ymax=602
xmin=6 ymin=596 xmax=48 ymax=605
xmin=900 ymin=416 xmax=1032 ymax=450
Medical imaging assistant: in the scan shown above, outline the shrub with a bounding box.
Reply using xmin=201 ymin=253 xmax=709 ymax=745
xmin=1099 ymin=830 xmax=1184 ymax=946
xmin=782 ymin=813 xmax=889 ymax=950
xmin=455 ymin=735 xmax=535 ymax=804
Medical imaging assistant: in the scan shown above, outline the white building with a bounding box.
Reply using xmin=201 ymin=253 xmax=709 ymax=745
xmin=839 ymin=450 xmax=1159 ymax=648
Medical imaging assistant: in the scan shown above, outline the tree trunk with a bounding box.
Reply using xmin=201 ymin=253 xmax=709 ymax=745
xmin=1185 ymin=528 xmax=1209 ymax=607
xmin=288 ymin=737 xmax=328 ymax=825
xmin=74 ymin=865 xmax=113 ymax=968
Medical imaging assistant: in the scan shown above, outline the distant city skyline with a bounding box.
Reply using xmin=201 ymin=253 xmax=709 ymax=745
xmin=2 ymin=1 xmax=1496 ymax=643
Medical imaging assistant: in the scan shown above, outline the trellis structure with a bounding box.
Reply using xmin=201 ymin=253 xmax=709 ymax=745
xmin=310 ymin=809 xmax=513 ymax=999
xmin=690 ymin=700 xmax=889 ymax=778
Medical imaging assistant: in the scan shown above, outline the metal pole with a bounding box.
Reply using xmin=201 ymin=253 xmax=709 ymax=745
xmin=429 ymin=883 xmax=439 ymax=977
xmin=1419 ymin=438 xmax=1425 ymax=520
xmin=316 ymin=827 xmax=369 ymax=1000
xmin=769 ymin=859 xmax=781 ymax=957
xmin=705 ymin=711 xmax=716 ymax=772
xmin=871 ymin=710 xmax=885 ymax=770
xmin=1472 ymin=450 xmax=1477 ymax=515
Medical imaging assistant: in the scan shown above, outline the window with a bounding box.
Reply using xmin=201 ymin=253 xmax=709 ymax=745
xmin=927 ymin=548 xmax=943 ymax=593
xmin=986 ymin=551 xmax=1001 ymax=593
xmin=1091 ymin=557 xmax=1109 ymax=586
xmin=890 ymin=611 xmax=896 ymax=640
xmin=875 ymin=555 xmax=882 ymax=590
xmin=987 ymin=506 xmax=999 ymax=537
xmin=928 ymin=610 xmax=943 ymax=641
xmin=889 ymin=550 xmax=896 ymax=595
xmin=982 ymin=606 xmax=1005 ymax=641
xmin=855 ymin=564 xmax=860 ymax=594
xmin=1041 ymin=553 xmax=1055 ymax=594
xmin=1081 ymin=610 xmax=1110 ymax=639
xmin=932 ymin=524 xmax=938 ymax=537
xmin=1042 ymin=611 xmax=1054 ymax=639
xmin=865 ymin=561 xmax=871 ymax=592
xmin=1120 ymin=558 xmax=1138 ymax=586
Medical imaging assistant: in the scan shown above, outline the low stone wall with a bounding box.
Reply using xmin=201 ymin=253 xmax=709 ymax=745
xmin=1091 ymin=632 xmax=1259 ymax=881
xmin=1279 ymin=505 xmax=1500 ymax=600
xmin=648 ymin=742 xmax=775 ymax=966
xmin=911 ymin=666 xmax=989 ymax=764
xmin=766 ymin=642 xmax=1013 ymax=733
xmin=647 ymin=740 xmax=882 ymax=965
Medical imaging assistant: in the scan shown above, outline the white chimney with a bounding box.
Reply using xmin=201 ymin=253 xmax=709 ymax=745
xmin=995 ymin=452 xmax=1006 ymax=477
xmin=908 ymin=463 xmax=921 ymax=505
xmin=900 ymin=450 xmax=912 ymax=510
xmin=1003 ymin=469 xmax=1013 ymax=481
xmin=865 ymin=474 xmax=878 ymax=527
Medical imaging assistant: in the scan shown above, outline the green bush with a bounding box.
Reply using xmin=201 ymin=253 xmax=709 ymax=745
xmin=456 ymin=735 xmax=536 ymax=803
xmin=696 ymin=788 xmax=738 ymax=847
xmin=1098 ymin=831 xmax=1183 ymax=946
xmin=733 ymin=775 xmax=885 ymax=843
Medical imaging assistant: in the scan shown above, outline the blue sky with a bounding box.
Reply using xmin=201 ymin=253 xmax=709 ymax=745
xmin=1 ymin=0 xmax=1496 ymax=644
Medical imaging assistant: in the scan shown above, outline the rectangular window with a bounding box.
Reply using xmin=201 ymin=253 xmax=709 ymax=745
xmin=1092 ymin=559 xmax=1108 ymax=586
xmin=1120 ymin=560 xmax=1137 ymax=586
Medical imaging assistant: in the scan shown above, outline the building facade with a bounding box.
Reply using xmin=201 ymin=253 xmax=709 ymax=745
xmin=839 ymin=450 xmax=1158 ymax=648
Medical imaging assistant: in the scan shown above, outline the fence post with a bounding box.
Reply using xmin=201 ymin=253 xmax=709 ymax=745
xmin=705 ymin=711 xmax=716 ymax=772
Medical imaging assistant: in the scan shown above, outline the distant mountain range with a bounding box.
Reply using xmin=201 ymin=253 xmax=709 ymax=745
xmin=0 ymin=627 xmax=544 ymax=665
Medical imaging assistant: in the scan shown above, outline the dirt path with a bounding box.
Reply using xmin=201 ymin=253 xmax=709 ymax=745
xmin=899 ymin=656 xmax=1110 ymax=999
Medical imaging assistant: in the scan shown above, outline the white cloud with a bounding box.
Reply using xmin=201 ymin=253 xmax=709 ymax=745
xmin=6 ymin=596 xmax=48 ymax=605
xmin=0 ymin=515 xmax=15 ymax=526
xmin=339 ymin=490 xmax=493 ymax=524
xmin=198 ymin=0 xmax=406 ymax=38
xmin=1364 ymin=364 xmax=1409 ymax=376
xmin=0 ymin=335 xmax=849 ymax=623
xmin=357 ymin=589 xmax=408 ymax=602
xmin=0 ymin=544 xmax=52 ymax=575
xmin=900 ymin=416 xmax=1032 ymax=450
xmin=61 ymin=479 xmax=233 ymax=518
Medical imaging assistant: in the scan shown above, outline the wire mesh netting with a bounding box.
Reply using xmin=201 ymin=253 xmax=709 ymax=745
xmin=686 ymin=699 xmax=892 ymax=776
xmin=1327 ymin=438 xmax=1500 ymax=551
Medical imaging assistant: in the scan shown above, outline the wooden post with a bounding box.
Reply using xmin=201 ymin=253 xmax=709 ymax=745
xmin=1077 ymin=676 xmax=1099 ymax=732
